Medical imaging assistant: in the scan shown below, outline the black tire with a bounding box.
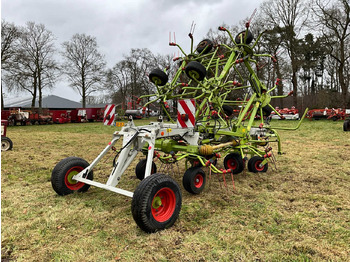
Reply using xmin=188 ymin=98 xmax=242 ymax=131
xmin=135 ymin=159 xmax=157 ymax=180
xmin=185 ymin=61 xmax=206 ymax=81
xmin=182 ymin=167 xmax=206 ymax=194
xmin=149 ymin=68 xmax=168 ymax=86
xmin=51 ymin=157 xmax=93 ymax=196
xmin=223 ymin=105 xmax=234 ymax=116
xmin=262 ymin=105 xmax=272 ymax=116
xmin=344 ymin=120 xmax=350 ymax=131
xmin=235 ymin=30 xmax=254 ymax=45
xmin=223 ymin=153 xmax=244 ymax=174
xmin=132 ymin=173 xmax=182 ymax=233
xmin=1 ymin=137 xmax=13 ymax=151
xmin=247 ymin=156 xmax=268 ymax=173
xmin=196 ymin=39 xmax=213 ymax=54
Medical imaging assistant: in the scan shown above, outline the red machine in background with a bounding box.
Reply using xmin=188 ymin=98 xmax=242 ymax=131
xmin=69 ymin=109 xmax=86 ymax=123
xmin=50 ymin=110 xmax=70 ymax=124
xmin=79 ymin=108 xmax=104 ymax=122
xmin=270 ymin=106 xmax=300 ymax=120
xmin=1 ymin=107 xmax=105 ymax=125
xmin=27 ymin=109 xmax=52 ymax=125
xmin=1 ymin=120 xmax=13 ymax=151
xmin=306 ymin=108 xmax=347 ymax=121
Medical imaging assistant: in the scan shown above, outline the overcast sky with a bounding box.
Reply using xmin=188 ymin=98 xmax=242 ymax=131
xmin=2 ymin=0 xmax=265 ymax=102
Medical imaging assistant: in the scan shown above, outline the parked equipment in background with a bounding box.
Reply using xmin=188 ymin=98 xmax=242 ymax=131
xmin=270 ymin=106 xmax=299 ymax=120
xmin=50 ymin=110 xmax=70 ymax=124
xmin=124 ymin=109 xmax=143 ymax=119
xmin=1 ymin=120 xmax=13 ymax=151
xmin=27 ymin=110 xmax=53 ymax=125
xmin=344 ymin=109 xmax=350 ymax=131
xmin=307 ymin=107 xmax=347 ymax=121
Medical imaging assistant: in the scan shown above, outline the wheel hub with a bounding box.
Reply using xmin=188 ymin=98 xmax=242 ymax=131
xmin=66 ymin=170 xmax=79 ymax=184
xmin=151 ymin=187 xmax=176 ymax=222
xmin=189 ymin=71 xmax=200 ymax=79
xmin=151 ymin=76 xmax=161 ymax=85
xmin=1 ymin=141 xmax=10 ymax=151
xmin=194 ymin=174 xmax=204 ymax=188
xmin=152 ymin=196 xmax=162 ymax=209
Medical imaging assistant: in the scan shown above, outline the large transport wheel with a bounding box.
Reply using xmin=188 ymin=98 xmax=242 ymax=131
xmin=135 ymin=159 xmax=157 ymax=180
xmin=185 ymin=61 xmax=206 ymax=81
xmin=196 ymin=39 xmax=213 ymax=54
xmin=344 ymin=120 xmax=350 ymax=131
xmin=149 ymin=68 xmax=168 ymax=86
xmin=247 ymin=156 xmax=268 ymax=173
xmin=132 ymin=173 xmax=182 ymax=233
xmin=51 ymin=157 xmax=93 ymax=196
xmin=182 ymin=167 xmax=206 ymax=194
xmin=235 ymin=30 xmax=254 ymax=45
xmin=1 ymin=137 xmax=13 ymax=151
xmin=223 ymin=153 xmax=244 ymax=174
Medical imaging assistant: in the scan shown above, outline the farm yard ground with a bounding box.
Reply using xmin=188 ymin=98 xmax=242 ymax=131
xmin=1 ymin=119 xmax=350 ymax=261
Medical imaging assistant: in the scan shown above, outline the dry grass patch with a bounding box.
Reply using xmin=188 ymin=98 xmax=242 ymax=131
xmin=2 ymin=120 xmax=350 ymax=261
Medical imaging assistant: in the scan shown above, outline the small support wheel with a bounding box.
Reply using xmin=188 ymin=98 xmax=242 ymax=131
xmin=51 ymin=157 xmax=93 ymax=196
xmin=196 ymin=39 xmax=213 ymax=54
xmin=223 ymin=105 xmax=234 ymax=116
xmin=223 ymin=153 xmax=244 ymax=174
xmin=185 ymin=61 xmax=206 ymax=81
xmin=343 ymin=120 xmax=350 ymax=131
xmin=262 ymin=105 xmax=273 ymax=116
xmin=247 ymin=156 xmax=268 ymax=173
xmin=132 ymin=173 xmax=182 ymax=233
xmin=235 ymin=30 xmax=254 ymax=45
xmin=1 ymin=137 xmax=13 ymax=151
xmin=182 ymin=167 xmax=206 ymax=194
xmin=135 ymin=159 xmax=157 ymax=180
xmin=149 ymin=68 xmax=168 ymax=86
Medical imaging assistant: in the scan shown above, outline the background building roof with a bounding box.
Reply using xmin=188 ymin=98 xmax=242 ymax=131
xmin=4 ymin=95 xmax=84 ymax=109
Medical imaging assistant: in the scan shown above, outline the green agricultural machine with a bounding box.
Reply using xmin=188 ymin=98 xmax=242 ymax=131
xmin=51 ymin=20 xmax=308 ymax=233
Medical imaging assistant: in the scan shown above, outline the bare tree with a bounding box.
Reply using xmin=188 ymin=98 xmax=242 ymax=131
xmin=106 ymin=60 xmax=131 ymax=109
xmin=1 ymin=20 xmax=20 ymax=109
xmin=124 ymin=48 xmax=158 ymax=99
xmin=312 ymin=0 xmax=350 ymax=107
xmin=106 ymin=48 xmax=159 ymax=111
xmin=260 ymin=27 xmax=288 ymax=106
xmin=3 ymin=22 xmax=59 ymax=110
xmin=61 ymin=34 xmax=106 ymax=108
xmin=261 ymin=0 xmax=309 ymax=108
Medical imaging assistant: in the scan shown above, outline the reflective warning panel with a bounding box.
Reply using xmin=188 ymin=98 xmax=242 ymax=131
xmin=177 ymin=99 xmax=195 ymax=128
xmin=104 ymin=104 xmax=116 ymax=126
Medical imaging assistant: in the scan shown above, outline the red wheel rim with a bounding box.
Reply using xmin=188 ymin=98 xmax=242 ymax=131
xmin=151 ymin=187 xmax=176 ymax=222
xmin=255 ymin=160 xmax=265 ymax=172
xmin=194 ymin=173 xmax=204 ymax=188
xmin=226 ymin=158 xmax=238 ymax=170
xmin=64 ymin=166 xmax=85 ymax=190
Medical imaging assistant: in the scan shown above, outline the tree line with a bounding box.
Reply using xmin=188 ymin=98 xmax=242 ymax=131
xmin=1 ymin=0 xmax=349 ymax=112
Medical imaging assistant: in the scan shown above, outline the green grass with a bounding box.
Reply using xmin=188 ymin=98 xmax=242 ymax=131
xmin=1 ymin=119 xmax=350 ymax=261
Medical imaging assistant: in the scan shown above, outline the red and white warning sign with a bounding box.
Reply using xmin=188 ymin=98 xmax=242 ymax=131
xmin=103 ymin=104 xmax=116 ymax=126
xmin=177 ymin=99 xmax=196 ymax=128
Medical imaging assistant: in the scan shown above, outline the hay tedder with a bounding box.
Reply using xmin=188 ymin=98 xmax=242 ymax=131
xmin=51 ymin=19 xmax=308 ymax=233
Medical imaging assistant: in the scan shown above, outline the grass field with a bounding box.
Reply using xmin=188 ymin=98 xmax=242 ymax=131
xmin=1 ymin=119 xmax=350 ymax=261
